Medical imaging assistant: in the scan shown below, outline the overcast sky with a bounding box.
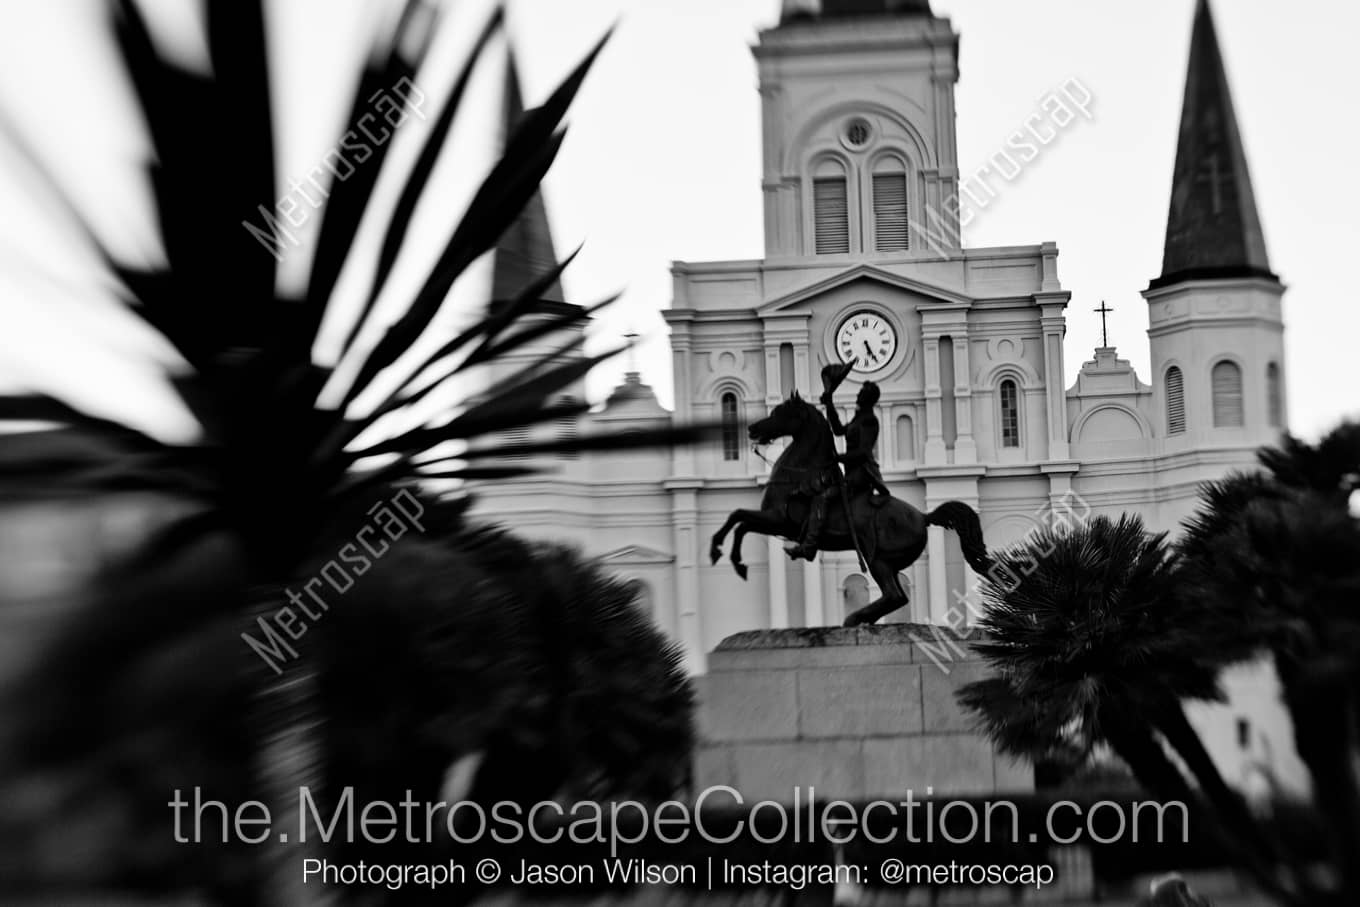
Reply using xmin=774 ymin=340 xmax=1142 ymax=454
xmin=1 ymin=0 xmax=1355 ymax=443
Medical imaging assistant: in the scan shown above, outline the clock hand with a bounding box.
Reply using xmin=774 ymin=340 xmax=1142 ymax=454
xmin=863 ymin=340 xmax=878 ymax=363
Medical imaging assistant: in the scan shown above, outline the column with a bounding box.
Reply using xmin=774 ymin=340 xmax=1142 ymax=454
xmin=763 ymin=343 xmax=782 ymax=407
xmin=923 ymin=337 xmax=946 ymax=464
xmin=1037 ymin=294 xmax=1071 ymax=461
xmin=953 ymin=334 xmax=977 ymax=464
xmin=1043 ymin=463 xmax=1084 ymax=530
xmin=961 ymin=560 xmax=983 ymax=627
xmin=803 ymin=560 xmax=825 ymax=627
xmin=670 ymin=485 xmax=705 ymax=674
xmin=767 ymin=537 xmax=789 ymax=629
xmin=794 ymin=342 xmax=813 ymax=396
xmin=670 ymin=321 xmax=697 ymax=475
xmin=927 ymin=525 xmax=948 ymax=624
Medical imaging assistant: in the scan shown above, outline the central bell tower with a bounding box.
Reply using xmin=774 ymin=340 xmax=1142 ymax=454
xmin=756 ymin=0 xmax=961 ymax=259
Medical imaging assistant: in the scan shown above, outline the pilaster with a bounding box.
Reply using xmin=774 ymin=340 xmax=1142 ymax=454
xmin=803 ymin=560 xmax=825 ymax=627
xmin=668 ymin=482 xmax=705 ymax=673
xmin=669 ymin=317 xmax=697 ymax=475
xmin=767 ymin=537 xmax=789 ymax=629
xmin=922 ymin=336 xmax=945 ymax=465
xmin=952 ymin=334 xmax=976 ymax=464
xmin=1036 ymin=292 xmax=1071 ymax=461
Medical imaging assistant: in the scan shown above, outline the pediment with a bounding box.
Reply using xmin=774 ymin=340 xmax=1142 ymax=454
xmin=758 ymin=264 xmax=971 ymax=316
xmin=596 ymin=544 xmax=674 ymax=566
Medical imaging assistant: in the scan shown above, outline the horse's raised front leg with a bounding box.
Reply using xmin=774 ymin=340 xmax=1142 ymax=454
xmin=844 ymin=558 xmax=909 ymax=627
xmin=730 ymin=524 xmax=751 ymax=580
xmin=710 ymin=508 xmax=762 ymax=565
xmin=729 ymin=511 xmax=796 ymax=580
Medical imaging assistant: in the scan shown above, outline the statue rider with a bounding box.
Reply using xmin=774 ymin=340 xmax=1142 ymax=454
xmin=785 ymin=380 xmax=890 ymax=561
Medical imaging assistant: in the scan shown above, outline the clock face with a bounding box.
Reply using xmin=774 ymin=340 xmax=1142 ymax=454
xmin=835 ymin=311 xmax=897 ymax=373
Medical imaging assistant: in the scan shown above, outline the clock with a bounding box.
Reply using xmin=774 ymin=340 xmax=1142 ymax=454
xmin=835 ymin=311 xmax=897 ymax=373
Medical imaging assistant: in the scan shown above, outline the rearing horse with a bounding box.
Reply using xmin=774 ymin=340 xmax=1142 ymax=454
xmin=709 ymin=391 xmax=992 ymax=626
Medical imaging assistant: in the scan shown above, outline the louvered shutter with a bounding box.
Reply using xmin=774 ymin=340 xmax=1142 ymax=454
xmin=813 ymin=178 xmax=849 ymax=254
xmin=1166 ymin=367 xmax=1186 ymax=435
xmin=873 ymin=173 xmax=909 ymax=251
xmin=1212 ymin=361 xmax=1244 ymax=427
xmin=504 ymin=426 xmax=531 ymax=461
xmin=557 ymin=395 xmax=578 ymax=460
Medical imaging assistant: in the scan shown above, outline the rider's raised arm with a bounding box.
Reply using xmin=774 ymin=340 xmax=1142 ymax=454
xmin=823 ymin=399 xmax=848 ymax=436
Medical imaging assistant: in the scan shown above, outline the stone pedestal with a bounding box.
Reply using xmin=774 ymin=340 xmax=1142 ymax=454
xmin=693 ymin=624 xmax=1032 ymax=801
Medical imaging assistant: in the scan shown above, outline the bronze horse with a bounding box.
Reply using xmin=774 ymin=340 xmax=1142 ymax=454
xmin=708 ymin=391 xmax=992 ymax=626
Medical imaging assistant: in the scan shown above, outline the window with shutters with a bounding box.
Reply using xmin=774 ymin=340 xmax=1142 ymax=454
xmin=556 ymin=394 xmax=579 ymax=460
xmin=872 ymin=160 xmax=909 ymax=252
xmin=1165 ymin=366 xmax=1186 ymax=435
xmin=1266 ymin=362 xmax=1283 ymax=428
xmin=1212 ymin=360 xmax=1244 ymax=428
xmin=504 ymin=426 xmax=531 ymax=461
xmin=999 ymin=379 xmax=1020 ymax=448
xmin=720 ymin=392 xmax=742 ymax=461
xmin=812 ymin=158 xmax=850 ymax=254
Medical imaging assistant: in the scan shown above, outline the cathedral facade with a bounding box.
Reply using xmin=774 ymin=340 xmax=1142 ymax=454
xmin=480 ymin=0 xmax=1284 ymax=662
xmin=472 ymin=0 xmax=1298 ymax=789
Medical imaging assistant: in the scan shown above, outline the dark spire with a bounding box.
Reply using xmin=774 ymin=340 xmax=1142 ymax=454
xmin=781 ymin=0 xmax=932 ymax=25
xmin=491 ymin=49 xmax=565 ymax=303
xmin=1151 ymin=0 xmax=1275 ymax=290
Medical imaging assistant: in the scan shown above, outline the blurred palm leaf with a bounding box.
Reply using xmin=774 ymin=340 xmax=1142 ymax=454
xmin=0 ymin=1 xmax=706 ymax=901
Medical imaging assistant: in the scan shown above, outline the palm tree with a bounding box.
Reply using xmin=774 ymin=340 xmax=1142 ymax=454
xmin=958 ymin=514 xmax=1297 ymax=902
xmin=1178 ymin=422 xmax=1360 ymax=903
xmin=0 ymin=1 xmax=704 ymax=901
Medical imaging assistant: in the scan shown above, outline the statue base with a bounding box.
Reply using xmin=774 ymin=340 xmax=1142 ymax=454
xmin=693 ymin=624 xmax=1032 ymax=801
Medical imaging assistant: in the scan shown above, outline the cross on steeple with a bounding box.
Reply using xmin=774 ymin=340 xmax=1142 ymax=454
xmin=1094 ymin=300 xmax=1114 ymax=348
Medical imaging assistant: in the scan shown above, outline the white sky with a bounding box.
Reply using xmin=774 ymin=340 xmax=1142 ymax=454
xmin=0 ymin=0 xmax=1356 ymax=443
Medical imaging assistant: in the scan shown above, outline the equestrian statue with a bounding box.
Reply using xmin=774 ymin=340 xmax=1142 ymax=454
xmin=708 ymin=363 xmax=992 ymax=627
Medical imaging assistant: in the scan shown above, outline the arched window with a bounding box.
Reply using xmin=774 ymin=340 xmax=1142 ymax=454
xmin=842 ymin=574 xmax=870 ymax=611
xmin=812 ymin=159 xmax=850 ymax=254
xmin=779 ymin=343 xmax=796 ymax=397
xmin=1165 ymin=366 xmax=1186 ymax=435
xmin=872 ymin=158 xmax=909 ymax=251
xmin=895 ymin=414 xmax=915 ymax=463
xmin=1266 ymin=362 xmax=1283 ymax=428
xmin=1212 ymin=360 xmax=1244 ymax=428
xmin=999 ymin=379 xmax=1020 ymax=448
xmin=720 ymin=392 xmax=741 ymax=461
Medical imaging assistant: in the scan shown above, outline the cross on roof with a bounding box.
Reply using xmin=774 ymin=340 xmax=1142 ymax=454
xmin=1094 ymin=301 xmax=1114 ymax=348
xmin=623 ymin=329 xmax=640 ymax=374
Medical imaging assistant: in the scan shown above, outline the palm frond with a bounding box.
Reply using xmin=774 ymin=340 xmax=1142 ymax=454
xmin=304 ymin=0 xmax=439 ymax=333
xmin=963 ymin=515 xmax=1226 ymax=760
xmin=1258 ymin=421 xmax=1360 ymax=500
xmin=0 ymin=4 xmax=708 ymax=900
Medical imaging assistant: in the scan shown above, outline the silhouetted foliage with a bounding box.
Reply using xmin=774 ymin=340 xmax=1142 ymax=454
xmin=0 ymin=2 xmax=702 ymax=902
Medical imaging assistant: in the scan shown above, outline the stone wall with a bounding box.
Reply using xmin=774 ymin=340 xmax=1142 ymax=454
xmin=694 ymin=624 xmax=1032 ymax=801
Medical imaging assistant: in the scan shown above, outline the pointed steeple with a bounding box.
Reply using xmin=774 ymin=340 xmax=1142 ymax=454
xmin=491 ymin=50 xmax=565 ymax=303
xmin=1151 ymin=0 xmax=1275 ymax=290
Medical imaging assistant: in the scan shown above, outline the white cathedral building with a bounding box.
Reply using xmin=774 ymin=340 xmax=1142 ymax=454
xmin=475 ymin=0 xmax=1300 ymax=788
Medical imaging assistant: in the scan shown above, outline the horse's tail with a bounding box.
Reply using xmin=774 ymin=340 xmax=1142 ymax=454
xmin=926 ymin=501 xmax=991 ymax=575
